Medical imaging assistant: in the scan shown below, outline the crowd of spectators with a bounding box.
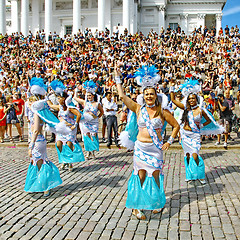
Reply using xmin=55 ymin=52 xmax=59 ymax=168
xmin=0 ymin=24 xmax=239 ymax=145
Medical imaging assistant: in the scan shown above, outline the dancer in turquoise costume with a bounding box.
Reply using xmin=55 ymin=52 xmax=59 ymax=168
xmin=116 ymin=65 xmax=180 ymax=220
xmin=47 ymin=80 xmax=85 ymax=171
xmin=170 ymin=79 xmax=224 ymax=184
xmin=74 ymin=80 xmax=104 ymax=159
xmin=25 ymin=78 xmax=63 ymax=197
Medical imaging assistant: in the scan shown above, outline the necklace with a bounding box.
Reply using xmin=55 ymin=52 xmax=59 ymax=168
xmin=146 ymin=104 xmax=155 ymax=108
xmin=191 ymin=105 xmax=198 ymax=110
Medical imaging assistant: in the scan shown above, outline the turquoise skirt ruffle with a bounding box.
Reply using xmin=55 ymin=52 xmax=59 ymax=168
xmin=126 ymin=171 xmax=166 ymax=210
xmin=83 ymin=135 xmax=99 ymax=152
xmin=24 ymin=161 xmax=62 ymax=192
xmin=56 ymin=142 xmax=85 ymax=163
xmin=184 ymin=155 xmax=205 ymax=180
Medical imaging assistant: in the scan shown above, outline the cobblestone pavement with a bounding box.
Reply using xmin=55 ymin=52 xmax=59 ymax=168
xmin=0 ymin=147 xmax=240 ymax=240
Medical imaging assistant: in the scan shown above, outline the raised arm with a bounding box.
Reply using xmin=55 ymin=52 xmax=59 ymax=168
xmin=169 ymin=84 xmax=185 ymax=110
xmin=47 ymin=99 xmax=60 ymax=111
xmin=115 ymin=66 xmax=139 ymax=113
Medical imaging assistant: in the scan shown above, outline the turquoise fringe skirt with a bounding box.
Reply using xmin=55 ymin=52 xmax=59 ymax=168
xmin=24 ymin=161 xmax=62 ymax=192
xmin=56 ymin=142 xmax=85 ymax=163
xmin=184 ymin=156 xmax=205 ymax=180
xmin=83 ymin=135 xmax=99 ymax=152
xmin=126 ymin=171 xmax=166 ymax=210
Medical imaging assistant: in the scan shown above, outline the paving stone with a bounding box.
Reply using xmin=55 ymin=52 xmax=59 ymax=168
xmin=1 ymin=148 xmax=240 ymax=240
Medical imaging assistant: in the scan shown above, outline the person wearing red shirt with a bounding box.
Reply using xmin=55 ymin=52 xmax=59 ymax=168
xmin=185 ymin=69 xmax=193 ymax=79
xmin=13 ymin=92 xmax=25 ymax=139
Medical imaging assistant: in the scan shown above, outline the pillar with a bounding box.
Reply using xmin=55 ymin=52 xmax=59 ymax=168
xmin=197 ymin=13 xmax=206 ymax=33
xmin=0 ymin=0 xmax=6 ymax=34
xmin=21 ymin=0 xmax=29 ymax=36
xmin=216 ymin=13 xmax=222 ymax=36
xmin=11 ymin=0 xmax=19 ymax=33
xmin=32 ymin=0 xmax=39 ymax=34
xmin=123 ymin=0 xmax=130 ymax=31
xmin=73 ymin=0 xmax=81 ymax=34
xmin=98 ymin=0 xmax=105 ymax=31
xmin=180 ymin=13 xmax=188 ymax=35
xmin=45 ymin=0 xmax=52 ymax=40
xmin=157 ymin=5 xmax=165 ymax=34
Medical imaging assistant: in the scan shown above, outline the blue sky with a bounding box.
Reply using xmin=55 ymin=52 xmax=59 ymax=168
xmin=222 ymin=0 xmax=240 ymax=28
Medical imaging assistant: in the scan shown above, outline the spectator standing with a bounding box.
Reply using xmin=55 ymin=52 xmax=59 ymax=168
xmin=0 ymin=99 xmax=6 ymax=142
xmin=102 ymin=92 xmax=120 ymax=149
xmin=215 ymin=94 xmax=231 ymax=147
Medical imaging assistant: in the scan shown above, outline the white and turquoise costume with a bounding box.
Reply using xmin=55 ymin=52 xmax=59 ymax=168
xmin=55 ymin=104 xmax=85 ymax=163
xmin=178 ymin=79 xmax=224 ymax=181
xmin=25 ymin=78 xmax=63 ymax=193
xmin=81 ymin=102 xmax=100 ymax=152
xmin=126 ymin=106 xmax=166 ymax=210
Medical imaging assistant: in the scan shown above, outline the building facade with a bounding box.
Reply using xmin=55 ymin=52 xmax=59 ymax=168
xmin=0 ymin=0 xmax=226 ymax=37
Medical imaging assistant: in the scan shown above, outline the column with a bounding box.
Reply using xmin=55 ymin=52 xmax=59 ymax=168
xmin=180 ymin=13 xmax=188 ymax=35
xmin=216 ymin=13 xmax=222 ymax=36
xmin=105 ymin=0 xmax=111 ymax=32
xmin=21 ymin=0 xmax=29 ymax=36
xmin=0 ymin=0 xmax=6 ymax=34
xmin=98 ymin=0 xmax=105 ymax=31
xmin=73 ymin=0 xmax=81 ymax=34
xmin=32 ymin=0 xmax=39 ymax=34
xmin=157 ymin=5 xmax=165 ymax=34
xmin=197 ymin=13 xmax=205 ymax=33
xmin=123 ymin=0 xmax=130 ymax=31
xmin=45 ymin=0 xmax=52 ymax=40
xmin=133 ymin=0 xmax=138 ymax=34
xmin=11 ymin=0 xmax=19 ymax=33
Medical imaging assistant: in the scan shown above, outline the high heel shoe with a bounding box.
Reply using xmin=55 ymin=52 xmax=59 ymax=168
xmin=132 ymin=209 xmax=146 ymax=220
xmin=69 ymin=164 xmax=73 ymax=172
xmin=43 ymin=190 xmax=51 ymax=197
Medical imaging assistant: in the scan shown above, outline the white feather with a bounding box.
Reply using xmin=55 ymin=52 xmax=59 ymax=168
xmin=119 ymin=131 xmax=135 ymax=150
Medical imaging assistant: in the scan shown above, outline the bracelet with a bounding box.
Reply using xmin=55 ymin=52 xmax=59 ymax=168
xmin=167 ymin=136 xmax=174 ymax=145
xmin=29 ymin=141 xmax=35 ymax=150
xmin=74 ymin=122 xmax=78 ymax=127
xmin=169 ymin=86 xmax=175 ymax=93
xmin=115 ymin=76 xmax=121 ymax=84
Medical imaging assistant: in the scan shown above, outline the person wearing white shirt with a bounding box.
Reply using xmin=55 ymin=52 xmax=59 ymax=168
xmin=102 ymin=92 xmax=120 ymax=148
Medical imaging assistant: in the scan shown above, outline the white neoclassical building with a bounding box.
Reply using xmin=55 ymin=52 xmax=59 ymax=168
xmin=0 ymin=0 xmax=226 ymax=37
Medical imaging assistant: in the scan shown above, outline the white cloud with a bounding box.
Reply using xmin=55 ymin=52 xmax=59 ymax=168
xmin=223 ymin=6 xmax=240 ymax=16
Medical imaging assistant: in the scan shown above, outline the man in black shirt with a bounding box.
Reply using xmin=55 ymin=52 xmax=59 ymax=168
xmin=215 ymin=94 xmax=231 ymax=147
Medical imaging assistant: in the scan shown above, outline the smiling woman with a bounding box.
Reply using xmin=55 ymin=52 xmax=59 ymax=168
xmin=116 ymin=65 xmax=180 ymax=220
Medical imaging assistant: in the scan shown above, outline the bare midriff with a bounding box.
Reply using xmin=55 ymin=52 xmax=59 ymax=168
xmin=137 ymin=127 xmax=162 ymax=143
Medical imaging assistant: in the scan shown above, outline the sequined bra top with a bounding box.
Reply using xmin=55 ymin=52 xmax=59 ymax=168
xmin=84 ymin=102 xmax=98 ymax=116
xmin=58 ymin=106 xmax=75 ymax=124
xmin=193 ymin=113 xmax=201 ymax=126
xmin=138 ymin=115 xmax=163 ymax=130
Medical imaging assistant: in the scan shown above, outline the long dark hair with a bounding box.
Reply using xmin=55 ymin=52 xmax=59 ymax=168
xmin=181 ymin=93 xmax=199 ymax=125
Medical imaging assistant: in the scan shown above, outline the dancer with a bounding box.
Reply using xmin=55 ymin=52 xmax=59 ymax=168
xmin=74 ymin=80 xmax=104 ymax=159
xmin=48 ymin=80 xmax=85 ymax=171
xmin=116 ymin=65 xmax=180 ymax=220
xmin=170 ymin=79 xmax=224 ymax=184
xmin=25 ymin=78 xmax=62 ymax=197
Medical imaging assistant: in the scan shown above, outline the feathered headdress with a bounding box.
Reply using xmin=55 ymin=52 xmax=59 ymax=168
xmin=50 ymin=80 xmax=66 ymax=95
xmin=83 ymin=80 xmax=97 ymax=94
xmin=30 ymin=77 xmax=47 ymax=96
xmin=178 ymin=78 xmax=201 ymax=97
xmin=134 ymin=65 xmax=160 ymax=90
xmin=178 ymin=78 xmax=203 ymax=107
